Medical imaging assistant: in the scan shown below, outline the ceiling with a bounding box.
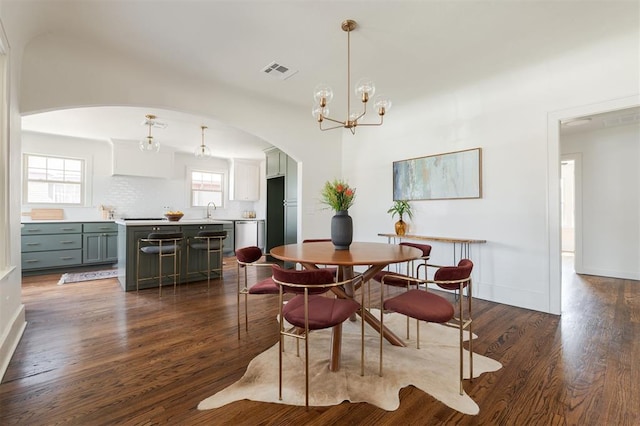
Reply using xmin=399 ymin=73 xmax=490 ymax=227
xmin=7 ymin=1 xmax=638 ymax=156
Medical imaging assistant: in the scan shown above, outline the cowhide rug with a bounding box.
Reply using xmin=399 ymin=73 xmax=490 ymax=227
xmin=198 ymin=310 xmax=502 ymax=414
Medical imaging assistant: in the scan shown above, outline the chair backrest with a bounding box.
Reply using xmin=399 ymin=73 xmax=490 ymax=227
xmin=433 ymin=259 xmax=473 ymax=290
xmin=198 ymin=230 xmax=227 ymax=239
xmin=147 ymin=232 xmax=183 ymax=240
xmin=235 ymin=246 xmax=263 ymax=264
xmin=399 ymin=242 xmax=432 ymax=258
xmin=271 ymin=264 xmax=335 ymax=295
xmin=302 ymin=239 xmax=331 ymax=243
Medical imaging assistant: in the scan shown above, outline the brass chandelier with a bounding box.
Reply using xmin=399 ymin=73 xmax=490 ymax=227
xmin=312 ymin=19 xmax=391 ymax=134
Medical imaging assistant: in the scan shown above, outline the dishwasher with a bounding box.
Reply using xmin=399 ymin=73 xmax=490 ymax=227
xmin=234 ymin=220 xmax=258 ymax=251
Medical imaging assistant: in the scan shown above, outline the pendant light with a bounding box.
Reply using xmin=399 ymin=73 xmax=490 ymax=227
xmin=195 ymin=125 xmax=211 ymax=158
xmin=139 ymin=114 xmax=161 ymax=152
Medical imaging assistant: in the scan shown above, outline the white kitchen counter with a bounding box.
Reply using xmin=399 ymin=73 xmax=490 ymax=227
xmin=114 ymin=219 xmax=235 ymax=226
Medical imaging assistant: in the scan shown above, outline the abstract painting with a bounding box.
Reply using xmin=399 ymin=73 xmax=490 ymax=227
xmin=393 ymin=148 xmax=482 ymax=201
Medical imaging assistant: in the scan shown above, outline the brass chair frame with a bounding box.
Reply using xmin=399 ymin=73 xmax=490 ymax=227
xmin=236 ymin=252 xmax=276 ymax=339
xmin=273 ymin=273 xmax=365 ymax=409
xmin=379 ymin=269 xmax=473 ymax=395
xmin=136 ymin=232 xmax=183 ymax=297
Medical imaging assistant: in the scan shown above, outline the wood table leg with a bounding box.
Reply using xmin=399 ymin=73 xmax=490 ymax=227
xmin=329 ymin=323 xmax=342 ymax=372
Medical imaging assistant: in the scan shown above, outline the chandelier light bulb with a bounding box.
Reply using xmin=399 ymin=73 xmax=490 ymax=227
xmin=312 ymin=105 xmax=330 ymax=122
xmin=313 ymin=84 xmax=334 ymax=107
xmin=355 ymin=78 xmax=375 ymax=102
xmin=373 ymin=95 xmax=392 ymax=115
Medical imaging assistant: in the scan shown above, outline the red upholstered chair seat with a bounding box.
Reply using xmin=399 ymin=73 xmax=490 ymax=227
xmin=283 ymin=295 xmax=360 ymax=330
xmin=383 ymin=289 xmax=454 ymax=323
xmin=247 ymin=277 xmax=279 ymax=294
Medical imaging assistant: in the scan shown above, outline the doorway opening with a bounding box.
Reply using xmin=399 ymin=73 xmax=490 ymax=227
xmin=560 ymin=159 xmax=575 ymax=256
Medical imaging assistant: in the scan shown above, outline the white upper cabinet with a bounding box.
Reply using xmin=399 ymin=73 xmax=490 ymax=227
xmin=230 ymin=159 xmax=260 ymax=201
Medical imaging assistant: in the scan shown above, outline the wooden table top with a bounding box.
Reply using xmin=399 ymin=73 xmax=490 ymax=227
xmin=270 ymin=241 xmax=422 ymax=266
xmin=378 ymin=233 xmax=487 ymax=244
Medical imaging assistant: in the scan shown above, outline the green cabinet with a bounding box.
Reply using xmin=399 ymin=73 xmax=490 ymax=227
xmin=83 ymin=223 xmax=118 ymax=264
xmin=22 ymin=221 xmax=120 ymax=274
xmin=21 ymin=223 xmax=83 ymax=271
xmin=265 ymin=148 xmax=288 ymax=178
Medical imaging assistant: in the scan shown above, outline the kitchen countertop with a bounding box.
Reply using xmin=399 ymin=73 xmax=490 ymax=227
xmin=115 ymin=219 xmax=235 ymax=226
xmin=21 ymin=218 xmax=264 ymax=225
xmin=21 ymin=219 xmax=116 ymax=224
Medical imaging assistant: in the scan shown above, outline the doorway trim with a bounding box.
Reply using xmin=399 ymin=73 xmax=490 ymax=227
xmin=560 ymin=154 xmax=582 ymax=270
xmin=547 ymin=94 xmax=640 ymax=314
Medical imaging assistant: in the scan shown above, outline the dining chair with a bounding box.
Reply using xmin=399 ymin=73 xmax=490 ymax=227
xmin=236 ymin=245 xmax=280 ymax=339
xmin=272 ymin=264 xmax=364 ymax=409
xmin=372 ymin=242 xmax=432 ymax=337
xmin=136 ymin=231 xmax=184 ymax=297
xmin=379 ymin=259 xmax=474 ymax=395
xmin=186 ymin=230 xmax=227 ymax=290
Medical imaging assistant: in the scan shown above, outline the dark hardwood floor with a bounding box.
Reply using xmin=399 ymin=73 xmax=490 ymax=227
xmin=1 ymin=256 xmax=638 ymax=425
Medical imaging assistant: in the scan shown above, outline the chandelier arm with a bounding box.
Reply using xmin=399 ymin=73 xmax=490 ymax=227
xmin=349 ymin=116 xmax=384 ymax=127
xmin=352 ymin=101 xmax=367 ymax=123
xmin=320 ymin=121 xmax=347 ymax=131
xmin=322 ymin=115 xmax=347 ymax=125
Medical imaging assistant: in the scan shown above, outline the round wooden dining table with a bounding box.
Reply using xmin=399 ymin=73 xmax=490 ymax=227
xmin=270 ymin=241 xmax=422 ymax=371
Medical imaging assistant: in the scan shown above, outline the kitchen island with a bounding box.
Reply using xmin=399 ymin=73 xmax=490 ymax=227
xmin=116 ymin=219 xmax=234 ymax=292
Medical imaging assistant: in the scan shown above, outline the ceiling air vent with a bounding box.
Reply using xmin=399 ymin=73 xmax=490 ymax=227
xmin=261 ymin=61 xmax=298 ymax=80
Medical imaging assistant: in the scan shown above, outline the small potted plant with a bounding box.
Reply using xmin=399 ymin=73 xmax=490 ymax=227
xmin=387 ymin=200 xmax=413 ymax=236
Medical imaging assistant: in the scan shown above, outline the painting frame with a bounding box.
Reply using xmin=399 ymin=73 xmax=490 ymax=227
xmin=393 ymin=148 xmax=482 ymax=201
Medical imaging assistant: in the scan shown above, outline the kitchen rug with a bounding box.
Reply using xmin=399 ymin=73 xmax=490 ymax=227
xmin=58 ymin=269 xmax=118 ymax=284
xmin=198 ymin=310 xmax=502 ymax=414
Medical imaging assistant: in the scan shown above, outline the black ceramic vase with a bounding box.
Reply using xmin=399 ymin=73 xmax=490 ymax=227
xmin=331 ymin=210 xmax=353 ymax=250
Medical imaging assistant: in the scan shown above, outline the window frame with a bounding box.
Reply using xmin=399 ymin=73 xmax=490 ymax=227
xmin=187 ymin=167 xmax=226 ymax=208
xmin=22 ymin=152 xmax=87 ymax=206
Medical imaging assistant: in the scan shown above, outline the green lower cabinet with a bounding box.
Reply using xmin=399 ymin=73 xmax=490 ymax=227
xmin=83 ymin=233 xmax=118 ymax=264
xmin=22 ymin=249 xmax=83 ymax=270
xmin=118 ymin=224 xmax=184 ymax=291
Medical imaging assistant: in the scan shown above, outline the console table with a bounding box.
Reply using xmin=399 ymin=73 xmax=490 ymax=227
xmin=378 ymin=233 xmax=486 ymax=263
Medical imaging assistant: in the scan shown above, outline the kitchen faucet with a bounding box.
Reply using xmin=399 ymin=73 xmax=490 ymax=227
xmin=206 ymin=201 xmax=217 ymax=219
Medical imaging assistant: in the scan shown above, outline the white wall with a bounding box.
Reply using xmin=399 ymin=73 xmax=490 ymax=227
xmin=21 ymin=131 xmax=263 ymax=221
xmin=342 ymin=28 xmax=639 ymax=312
xmin=561 ymin=123 xmax=640 ymax=280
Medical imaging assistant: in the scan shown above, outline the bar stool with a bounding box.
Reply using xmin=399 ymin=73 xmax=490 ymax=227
xmin=186 ymin=230 xmax=227 ymax=289
xmin=136 ymin=232 xmax=184 ymax=296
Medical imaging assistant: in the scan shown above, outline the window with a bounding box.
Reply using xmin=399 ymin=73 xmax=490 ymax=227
xmin=24 ymin=154 xmax=84 ymax=204
xmin=191 ymin=170 xmax=223 ymax=207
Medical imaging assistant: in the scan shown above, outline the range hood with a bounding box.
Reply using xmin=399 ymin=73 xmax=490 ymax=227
xmin=111 ymin=139 xmax=174 ymax=178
